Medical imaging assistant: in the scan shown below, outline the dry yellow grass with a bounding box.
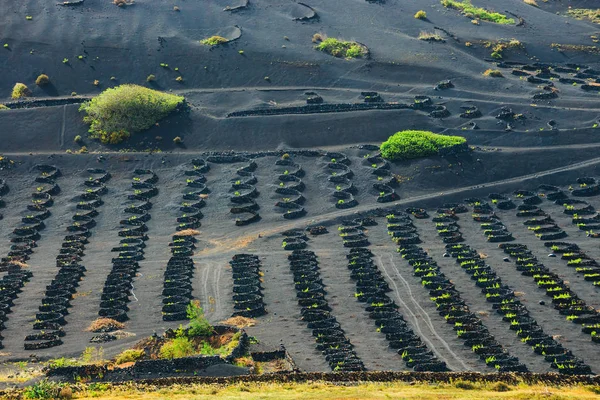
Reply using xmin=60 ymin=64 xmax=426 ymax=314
xmin=86 ymin=318 xmax=125 ymax=332
xmin=220 ymin=316 xmax=256 ymax=328
xmin=175 ymin=229 xmax=201 ymax=236
xmin=37 ymin=381 xmax=600 ymax=400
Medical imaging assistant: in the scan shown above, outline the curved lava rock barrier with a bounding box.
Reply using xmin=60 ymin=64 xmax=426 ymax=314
xmin=509 ymin=191 xmax=567 ymax=241
xmin=162 ymin=159 xmax=209 ymax=321
xmin=230 ymin=158 xmax=260 ymax=226
xmin=466 ymin=200 xmax=600 ymax=349
xmin=441 ymin=211 xmax=592 ymax=374
xmin=326 ymin=152 xmax=358 ymax=209
xmin=274 ymin=155 xmax=306 ymax=219
xmin=284 ymin=246 xmax=365 ymax=371
xmin=24 ymin=169 xmax=111 ymax=350
xmin=0 ymin=165 xmax=61 ymax=349
xmin=362 ymin=151 xmax=398 ymax=203
xmin=387 ymin=213 xmax=526 ymax=372
xmin=467 ymin=199 xmax=514 ymax=243
xmin=0 ymin=178 xmax=7 ymax=220
xmin=229 ymin=254 xmax=267 ymax=318
xmin=98 ymin=169 xmax=158 ymax=324
xmin=339 ymin=221 xmax=448 ymax=371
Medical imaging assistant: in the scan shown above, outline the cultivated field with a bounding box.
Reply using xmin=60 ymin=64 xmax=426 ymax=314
xmin=0 ymin=149 xmax=599 ymax=378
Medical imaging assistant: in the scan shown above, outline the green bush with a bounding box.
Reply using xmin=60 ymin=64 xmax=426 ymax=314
xmin=35 ymin=74 xmax=50 ymax=86
xmin=380 ymin=130 xmax=466 ymax=161
xmin=316 ymin=38 xmax=367 ymax=58
xmin=115 ymin=349 xmax=145 ymax=364
xmin=11 ymin=83 xmax=30 ymax=99
xmin=159 ymin=337 xmax=195 ymax=359
xmin=441 ymin=0 xmax=515 ymax=24
xmin=187 ymin=300 xmax=214 ymax=337
xmin=0 ymin=104 xmax=8 ymax=110
xmin=23 ymin=380 xmax=59 ymax=399
xmin=79 ymin=84 xmax=184 ymax=144
xmin=415 ymin=10 xmax=427 ymax=19
xmin=201 ymin=36 xmax=228 ymax=46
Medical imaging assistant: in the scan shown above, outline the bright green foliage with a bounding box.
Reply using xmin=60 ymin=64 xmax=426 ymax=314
xmin=79 ymin=84 xmax=184 ymax=144
xmin=415 ymin=10 xmax=427 ymax=19
xmin=115 ymin=349 xmax=145 ymax=364
xmin=23 ymin=380 xmax=58 ymax=399
xmin=380 ymin=130 xmax=466 ymax=161
xmin=441 ymin=0 xmax=515 ymax=24
xmin=11 ymin=83 xmax=30 ymax=99
xmin=187 ymin=301 xmax=214 ymax=337
xmin=159 ymin=336 xmax=195 ymax=359
xmin=316 ymin=38 xmax=367 ymax=58
xmin=201 ymin=35 xmax=228 ymax=46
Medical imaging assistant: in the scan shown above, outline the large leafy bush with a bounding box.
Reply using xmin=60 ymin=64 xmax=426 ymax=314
xmin=79 ymin=84 xmax=184 ymax=144
xmin=380 ymin=130 xmax=466 ymax=161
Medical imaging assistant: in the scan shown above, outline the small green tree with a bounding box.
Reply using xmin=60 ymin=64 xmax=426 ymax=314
xmin=79 ymin=84 xmax=184 ymax=144
xmin=187 ymin=300 xmax=214 ymax=337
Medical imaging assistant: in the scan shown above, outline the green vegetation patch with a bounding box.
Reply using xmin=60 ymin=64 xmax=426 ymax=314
xmin=316 ymin=38 xmax=368 ymax=59
xmin=568 ymin=9 xmax=600 ymax=24
xmin=380 ymin=130 xmax=466 ymax=161
xmin=441 ymin=0 xmax=515 ymax=24
xmin=79 ymin=84 xmax=184 ymax=144
xmin=201 ymin=35 xmax=228 ymax=46
xmin=11 ymin=83 xmax=30 ymax=99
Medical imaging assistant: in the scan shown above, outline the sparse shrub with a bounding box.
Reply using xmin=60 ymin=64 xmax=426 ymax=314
xmin=79 ymin=84 xmax=184 ymax=144
xmin=414 ymin=10 xmax=427 ymax=19
xmin=23 ymin=379 xmax=59 ymax=399
xmin=201 ymin=36 xmax=228 ymax=46
xmin=491 ymin=382 xmax=512 ymax=392
xmin=93 ymin=80 xmax=100 ymax=86
xmin=281 ymin=153 xmax=290 ymax=160
xmin=483 ymin=69 xmax=503 ymax=77
xmin=115 ymin=349 xmax=145 ymax=365
xmin=312 ymin=33 xmax=325 ymax=43
xmin=523 ymin=0 xmax=538 ymax=6
xmin=159 ymin=336 xmax=194 ymax=359
xmin=35 ymin=74 xmax=50 ymax=86
xmin=0 ymin=104 xmax=9 ymax=110
xmin=146 ymin=74 xmax=156 ymax=82
xmin=62 ymin=58 xmax=69 ymax=64
xmin=441 ymin=0 xmax=515 ymax=24
xmin=173 ymin=136 xmax=183 ymax=144
xmin=418 ymin=31 xmax=444 ymax=42
xmin=380 ymin=130 xmax=466 ymax=161
xmin=173 ymin=6 xmax=180 ymax=11
xmin=316 ymin=37 xmax=367 ymax=58
xmin=78 ymin=146 xmax=89 ymax=154
xmin=175 ymin=76 xmax=183 ymax=82
xmin=187 ymin=300 xmax=214 ymax=337
xmin=3 ymin=43 xmax=8 ymax=48
xmin=454 ymin=380 xmax=476 ymax=390
xmin=11 ymin=83 xmax=30 ymax=99
xmin=74 ymin=135 xmax=82 ymax=144
xmin=59 ymin=386 xmax=73 ymax=399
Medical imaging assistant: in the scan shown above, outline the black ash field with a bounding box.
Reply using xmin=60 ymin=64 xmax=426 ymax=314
xmin=1 ymin=0 xmax=600 ymax=384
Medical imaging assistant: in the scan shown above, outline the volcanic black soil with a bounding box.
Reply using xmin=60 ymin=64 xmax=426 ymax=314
xmin=1 ymin=0 xmax=600 ymax=378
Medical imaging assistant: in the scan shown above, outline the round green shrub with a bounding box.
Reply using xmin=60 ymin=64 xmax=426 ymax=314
xmin=11 ymin=83 xmax=30 ymax=99
xmin=380 ymin=130 xmax=466 ymax=161
xmin=79 ymin=84 xmax=184 ymax=144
